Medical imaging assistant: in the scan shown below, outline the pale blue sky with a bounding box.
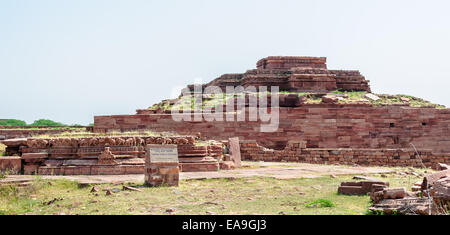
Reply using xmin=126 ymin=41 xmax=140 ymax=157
xmin=1 ymin=0 xmax=449 ymax=125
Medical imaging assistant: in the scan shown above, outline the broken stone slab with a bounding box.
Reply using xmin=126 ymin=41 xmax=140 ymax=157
xmin=383 ymin=187 xmax=407 ymax=199
xmin=364 ymin=93 xmax=380 ymax=101
xmin=437 ymin=163 xmax=449 ymax=171
xmin=400 ymin=97 xmax=410 ymax=102
xmin=338 ymin=186 xmax=368 ymax=195
xmin=123 ymin=185 xmax=143 ymax=192
xmin=411 ymin=185 xmax=421 ymax=192
xmin=90 ymin=186 xmax=99 ymax=193
xmin=352 ymin=175 xmax=379 ymax=181
xmin=338 ymin=180 xmax=389 ymax=195
xmin=358 ymin=98 xmax=369 ymax=103
xmin=219 ymin=160 xmax=235 ymax=170
xmin=370 ymin=198 xmax=434 ymax=215
xmin=430 ymin=177 xmax=450 ymax=201
xmin=421 ymin=169 xmax=450 ymax=191
xmin=78 ymin=180 xmax=107 ymax=188
xmin=321 ymin=95 xmax=338 ymax=104
xmin=371 ymin=191 xmax=384 ymax=204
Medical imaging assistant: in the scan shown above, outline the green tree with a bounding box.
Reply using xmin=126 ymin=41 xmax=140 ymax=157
xmin=30 ymin=119 xmax=66 ymax=127
xmin=0 ymin=119 xmax=27 ymax=126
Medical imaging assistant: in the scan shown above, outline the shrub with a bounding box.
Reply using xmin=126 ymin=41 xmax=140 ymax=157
xmin=305 ymin=199 xmax=335 ymax=208
xmin=0 ymin=119 xmax=27 ymax=126
xmin=29 ymin=119 xmax=66 ymax=127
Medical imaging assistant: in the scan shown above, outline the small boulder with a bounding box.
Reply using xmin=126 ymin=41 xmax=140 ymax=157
xmin=400 ymin=97 xmax=410 ymax=102
xmin=364 ymin=93 xmax=380 ymax=101
xmin=220 ymin=161 xmax=235 ymax=170
xmin=90 ymin=186 xmax=99 ymax=193
xmin=322 ymin=95 xmax=338 ymax=104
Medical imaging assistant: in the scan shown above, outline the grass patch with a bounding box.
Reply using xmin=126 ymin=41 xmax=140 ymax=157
xmin=0 ymin=143 xmax=6 ymax=156
xmin=0 ymin=170 xmax=423 ymax=215
xmin=305 ymin=199 xmax=335 ymax=208
xmin=32 ymin=131 xmax=185 ymax=139
xmin=149 ymin=91 xmax=446 ymax=111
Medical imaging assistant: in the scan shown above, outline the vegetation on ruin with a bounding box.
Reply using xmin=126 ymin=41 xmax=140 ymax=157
xmin=0 ymin=144 xmax=6 ymax=156
xmin=0 ymin=164 xmax=429 ymax=215
xmin=148 ymin=90 xmax=445 ymax=111
xmin=32 ymin=130 xmax=189 ymax=139
xmin=331 ymin=90 xmax=446 ymax=108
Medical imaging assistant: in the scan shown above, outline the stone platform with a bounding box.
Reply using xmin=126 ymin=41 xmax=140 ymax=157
xmin=1 ymin=136 xmax=224 ymax=175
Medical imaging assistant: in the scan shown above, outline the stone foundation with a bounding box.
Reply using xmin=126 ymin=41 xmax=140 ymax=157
xmin=1 ymin=136 xmax=224 ymax=175
xmin=240 ymin=140 xmax=450 ymax=169
xmin=94 ymin=105 xmax=450 ymax=154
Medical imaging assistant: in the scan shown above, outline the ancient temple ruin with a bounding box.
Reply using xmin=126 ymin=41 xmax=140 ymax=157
xmin=190 ymin=56 xmax=370 ymax=93
xmin=1 ymin=56 xmax=449 ymax=175
xmin=94 ymin=56 xmax=450 ymax=169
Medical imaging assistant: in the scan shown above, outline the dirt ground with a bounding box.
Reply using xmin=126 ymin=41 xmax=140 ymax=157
xmin=2 ymin=161 xmax=395 ymax=185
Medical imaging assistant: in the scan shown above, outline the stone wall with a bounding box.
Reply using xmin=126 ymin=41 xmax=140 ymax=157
xmin=239 ymin=140 xmax=450 ymax=169
xmin=94 ymin=104 xmax=450 ymax=154
xmin=1 ymin=136 xmax=223 ymax=175
xmin=0 ymin=126 xmax=89 ymax=140
xmin=191 ymin=56 xmax=371 ymax=93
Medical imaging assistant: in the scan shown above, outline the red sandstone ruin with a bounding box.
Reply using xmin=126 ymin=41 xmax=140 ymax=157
xmin=1 ymin=56 xmax=449 ymax=175
xmin=93 ymin=56 xmax=449 ymax=169
xmin=190 ymin=56 xmax=370 ymax=93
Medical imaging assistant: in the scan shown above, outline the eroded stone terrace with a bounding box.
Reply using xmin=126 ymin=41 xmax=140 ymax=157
xmin=93 ymin=56 xmax=449 ymax=169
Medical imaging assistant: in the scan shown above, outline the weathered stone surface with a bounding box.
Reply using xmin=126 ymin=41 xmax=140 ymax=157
xmin=94 ymin=105 xmax=450 ymax=157
xmin=364 ymin=93 xmax=380 ymax=101
xmin=0 ymin=157 xmax=22 ymax=174
xmin=219 ymin=161 xmax=235 ymax=170
xmin=338 ymin=180 xmax=389 ymax=195
xmin=2 ymin=135 xmax=222 ymax=175
xmin=421 ymin=169 xmax=450 ymax=191
xmin=383 ymin=187 xmax=407 ymax=199
xmin=228 ymin=137 xmax=242 ymax=168
xmin=321 ymin=95 xmax=338 ymax=104
xmin=21 ymin=153 xmax=48 ymax=160
xmin=144 ymin=144 xmax=179 ymax=187
xmin=239 ymin=141 xmax=446 ymax=169
xmin=97 ymin=147 xmax=118 ymax=165
xmin=438 ymin=163 xmax=449 ymax=170
xmin=370 ymin=198 xmax=434 ymax=215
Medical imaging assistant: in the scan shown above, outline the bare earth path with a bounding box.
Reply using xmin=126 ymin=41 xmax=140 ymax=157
xmin=2 ymin=162 xmax=394 ymax=185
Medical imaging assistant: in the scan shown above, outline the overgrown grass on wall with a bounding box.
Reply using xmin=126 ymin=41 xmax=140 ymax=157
xmin=0 ymin=144 xmax=6 ymax=156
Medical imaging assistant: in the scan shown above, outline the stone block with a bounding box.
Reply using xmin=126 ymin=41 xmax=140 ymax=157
xmin=383 ymin=187 xmax=407 ymax=199
xmin=0 ymin=157 xmax=22 ymax=174
xmin=228 ymin=137 xmax=241 ymax=168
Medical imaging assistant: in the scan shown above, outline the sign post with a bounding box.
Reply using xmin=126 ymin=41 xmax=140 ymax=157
xmin=144 ymin=144 xmax=179 ymax=187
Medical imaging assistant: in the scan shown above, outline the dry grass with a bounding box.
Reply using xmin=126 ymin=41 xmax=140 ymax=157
xmin=0 ymin=143 xmax=6 ymax=156
xmin=32 ymin=131 xmax=184 ymax=139
xmin=0 ymin=170 xmax=425 ymax=215
xmin=149 ymin=91 xmax=446 ymax=111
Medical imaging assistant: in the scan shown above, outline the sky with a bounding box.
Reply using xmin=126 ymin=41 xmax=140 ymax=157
xmin=1 ymin=0 xmax=449 ymax=125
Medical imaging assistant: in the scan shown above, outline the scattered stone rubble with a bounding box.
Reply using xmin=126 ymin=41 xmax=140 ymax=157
xmin=371 ymin=168 xmax=449 ymax=215
xmin=337 ymin=167 xmax=450 ymax=215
